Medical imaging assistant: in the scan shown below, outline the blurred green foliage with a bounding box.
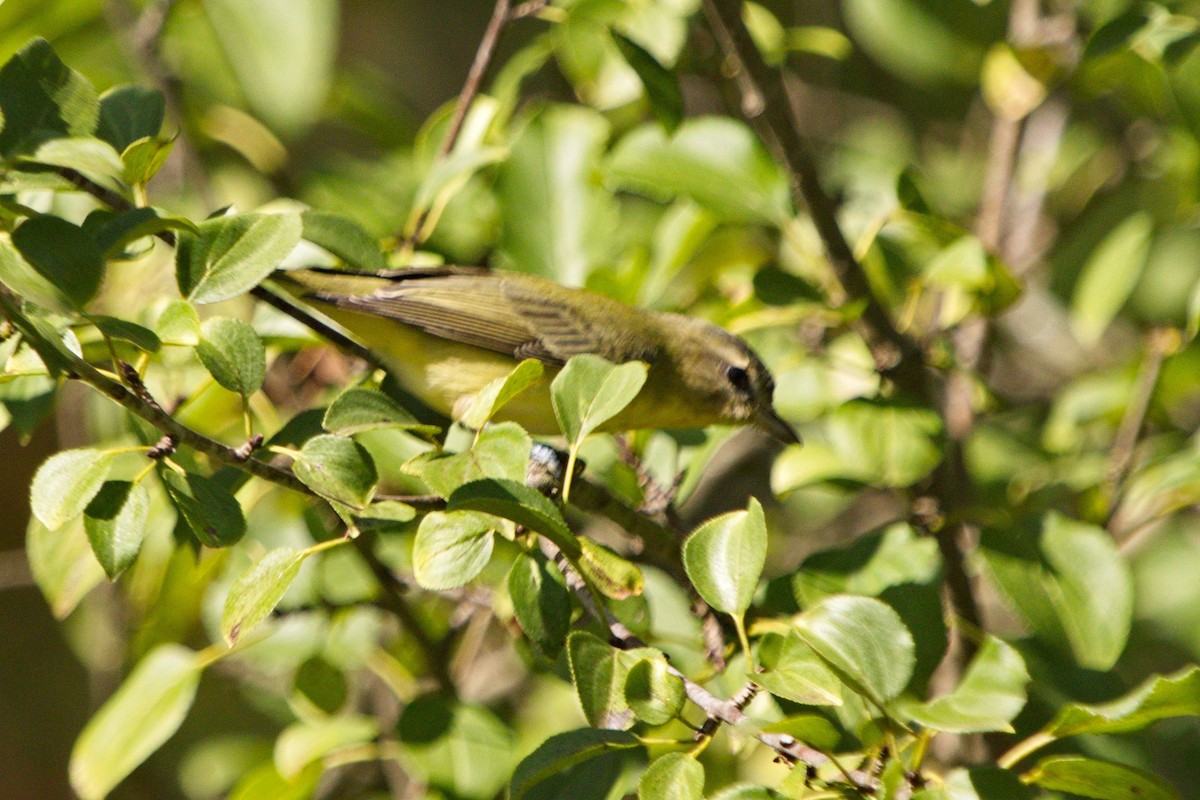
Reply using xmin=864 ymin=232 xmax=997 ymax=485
xmin=5 ymin=0 xmax=1200 ymax=799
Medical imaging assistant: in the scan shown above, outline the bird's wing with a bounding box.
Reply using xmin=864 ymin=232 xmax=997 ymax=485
xmin=307 ymin=268 xmax=601 ymax=366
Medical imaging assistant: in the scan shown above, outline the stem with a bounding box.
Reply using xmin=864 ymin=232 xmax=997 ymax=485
xmin=700 ymin=0 xmax=926 ymax=392
xmin=1 ymin=295 xmax=315 ymax=495
xmin=561 ymin=444 xmax=579 ymax=504
xmin=732 ymin=613 xmax=754 ymax=670
xmin=997 ymin=731 xmax=1055 ymax=770
xmin=1107 ymin=328 xmax=1174 ymax=508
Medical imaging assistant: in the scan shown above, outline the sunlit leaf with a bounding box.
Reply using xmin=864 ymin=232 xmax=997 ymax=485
xmin=83 ymin=480 xmax=150 ymax=580
xmin=221 ymin=546 xmax=309 ymax=644
xmin=412 ymin=510 xmax=496 ymax=590
xmin=69 ymin=645 xmax=201 ymax=800
xmin=682 ymin=498 xmax=767 ymax=615
xmin=795 ymin=595 xmax=915 ymax=705
xmin=1026 ymin=756 xmax=1179 ymax=800
xmin=31 ymin=448 xmax=116 ymax=530
xmin=638 ymin=752 xmax=703 ymax=800
xmin=177 ymin=212 xmax=302 ymax=304
xmin=197 ymin=317 xmax=266 ymax=397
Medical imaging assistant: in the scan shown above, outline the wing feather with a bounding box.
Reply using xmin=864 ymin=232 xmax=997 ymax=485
xmin=306 ymin=269 xmax=602 ymax=366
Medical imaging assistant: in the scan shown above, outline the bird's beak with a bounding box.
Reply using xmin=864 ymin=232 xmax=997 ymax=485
xmin=755 ymin=407 xmax=801 ymax=445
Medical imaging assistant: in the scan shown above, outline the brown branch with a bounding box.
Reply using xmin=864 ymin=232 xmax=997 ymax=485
xmin=700 ymin=0 xmax=926 ymax=392
xmin=403 ymin=0 xmax=548 ymax=245
xmin=545 ymin=540 xmax=837 ymax=773
xmin=1106 ymin=328 xmax=1175 ymax=508
xmin=439 ymin=0 xmax=513 ymax=160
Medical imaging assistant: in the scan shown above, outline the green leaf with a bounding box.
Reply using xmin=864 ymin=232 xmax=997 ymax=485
xmin=274 ymin=715 xmax=378 ymax=779
xmin=197 ymin=317 xmax=266 ymax=396
xmin=26 ymin=516 xmax=105 ymax=619
xmin=508 ymin=553 xmax=571 ymax=659
xmin=121 ymin=135 xmax=175 ymax=185
xmin=762 ymin=714 xmax=841 ymax=751
xmin=793 ymin=524 xmax=946 ymax=692
xmin=227 ymin=762 xmax=321 ymax=800
xmin=300 ymin=210 xmax=386 ymax=272
xmin=842 ymin=0 xmax=987 ymax=86
xmin=0 ymin=237 xmax=76 ymax=311
xmin=459 ymin=358 xmax=545 ymax=430
xmin=412 ymin=511 xmax=496 ymax=590
xmin=176 ymin=212 xmax=302 ymax=304
xmin=323 ymin=386 xmax=435 ymax=436
xmin=638 ymin=752 xmax=703 ymax=800
xmin=772 ymin=401 xmax=944 ymax=491
xmin=930 ymin=767 xmax=1033 ymax=800
xmin=1045 ymin=665 xmax=1200 ymax=737
xmin=293 ymin=434 xmax=378 ymax=508
xmin=83 ymin=480 xmax=150 ymax=580
xmin=682 ymin=498 xmax=767 ymax=615
xmin=160 ymin=469 xmax=247 ymax=547
xmin=612 ymin=33 xmax=683 ymax=133
xmin=353 ymin=499 xmax=417 ymax=533
xmin=607 ymin=117 xmax=791 ymax=225
xmin=12 ymin=216 xmax=105 ymax=309
xmin=30 ymin=448 xmax=117 ymax=530
xmin=69 ymin=645 xmax=201 ymax=800
xmin=221 ymin=546 xmax=309 ymax=644
xmin=754 ymin=631 xmax=842 ymax=706
xmin=552 ymin=354 xmax=648 ymax=445
xmin=567 ymin=631 xmax=636 ymax=729
xmin=795 ymin=595 xmax=915 ymax=705
xmin=88 ymin=315 xmax=162 ymax=353
xmin=625 ymin=656 xmax=685 ymax=726
xmin=0 ymin=38 xmax=99 ymax=156
xmin=447 ymin=478 xmax=579 ymax=556
xmin=155 ymin=299 xmax=201 ymax=346
xmin=203 ymin=0 xmax=338 ymax=135
xmin=900 ymin=636 xmax=1028 ymax=733
xmin=708 ymin=786 xmax=776 ymax=800
xmin=1071 ymin=212 xmax=1153 ymax=345
xmin=579 ymin=537 xmax=644 ymax=600
xmin=510 ymin=728 xmax=640 ymax=800
xmin=96 ymin=84 xmax=165 ymax=152
xmin=82 ymin=207 xmax=196 ymax=258
xmin=21 ymin=136 xmax=124 ymax=189
xmin=979 ymin=512 xmax=1133 ymax=670
xmin=292 ymin=656 xmax=347 ymax=714
xmin=1026 ymin=756 xmax=1180 ymax=800
xmin=397 ymin=694 xmax=515 ymax=800
xmin=497 ymin=105 xmax=617 ymax=285
xmin=1083 ymin=10 xmax=1150 ymax=60
xmin=406 ymin=421 xmax=529 ymax=497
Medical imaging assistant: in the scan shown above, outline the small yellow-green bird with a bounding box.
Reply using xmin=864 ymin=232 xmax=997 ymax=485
xmin=272 ymin=266 xmax=798 ymax=443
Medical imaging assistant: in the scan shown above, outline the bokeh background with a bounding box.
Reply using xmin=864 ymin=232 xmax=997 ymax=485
xmin=6 ymin=0 xmax=1200 ymax=797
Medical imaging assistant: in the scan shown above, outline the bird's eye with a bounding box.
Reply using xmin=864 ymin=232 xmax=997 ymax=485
xmin=724 ymin=364 xmax=752 ymax=393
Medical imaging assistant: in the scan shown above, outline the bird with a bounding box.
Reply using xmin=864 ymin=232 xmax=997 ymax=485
xmin=271 ymin=266 xmax=799 ymax=444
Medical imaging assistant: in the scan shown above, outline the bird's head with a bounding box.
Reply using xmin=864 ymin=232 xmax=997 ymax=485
xmin=656 ymin=313 xmax=800 ymax=445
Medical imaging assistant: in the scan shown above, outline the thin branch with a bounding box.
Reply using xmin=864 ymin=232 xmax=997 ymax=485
xmin=1106 ymin=328 xmax=1175 ymax=507
xmin=403 ymin=0 xmax=548 ymax=245
xmin=544 ymin=541 xmax=837 ymax=774
xmin=1 ymin=294 xmax=314 ymax=493
xmin=439 ymin=0 xmax=513 ymax=160
xmin=700 ymin=0 xmax=926 ymax=391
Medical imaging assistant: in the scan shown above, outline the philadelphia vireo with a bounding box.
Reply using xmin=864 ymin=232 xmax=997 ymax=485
xmin=271 ymin=266 xmax=799 ymax=444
